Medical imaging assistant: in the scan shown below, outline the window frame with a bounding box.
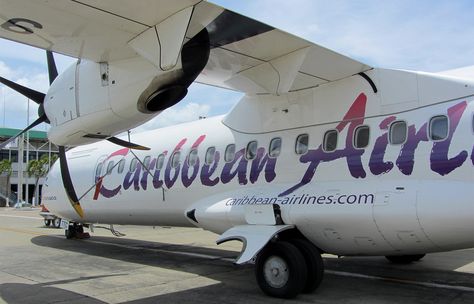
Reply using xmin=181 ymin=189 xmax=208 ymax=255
xmin=129 ymin=158 xmax=138 ymax=172
xmin=268 ymin=137 xmax=282 ymax=158
xmin=429 ymin=115 xmax=449 ymax=141
xmin=224 ymin=144 xmax=236 ymax=163
xmin=95 ymin=162 xmax=103 ymax=177
xmin=171 ymin=151 xmax=181 ymax=168
xmin=353 ymin=125 xmax=370 ymax=149
xmin=246 ymin=140 xmax=258 ymax=160
xmin=143 ymin=156 xmax=151 ymax=169
xmin=156 ymin=154 xmax=165 ymax=170
xmin=323 ymin=129 xmax=338 ymax=152
xmin=188 ymin=149 xmax=198 ymax=166
xmin=205 ymin=146 xmax=216 ymax=165
xmin=117 ymin=159 xmax=125 ymax=174
xmin=389 ymin=120 xmax=408 ymax=145
xmin=106 ymin=160 xmax=115 ymax=175
xmin=295 ymin=133 xmax=309 ymax=155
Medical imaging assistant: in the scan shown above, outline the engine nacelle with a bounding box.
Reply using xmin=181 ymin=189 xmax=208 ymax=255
xmin=44 ymin=58 xmax=168 ymax=146
xmin=44 ymin=21 xmax=210 ymax=147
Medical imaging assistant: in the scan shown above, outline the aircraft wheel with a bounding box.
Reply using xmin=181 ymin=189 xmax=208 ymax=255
xmin=255 ymin=241 xmax=307 ymax=299
xmin=53 ymin=218 xmax=61 ymax=228
xmin=385 ymin=254 xmax=426 ymax=264
xmin=290 ymin=238 xmax=324 ymax=293
xmin=44 ymin=219 xmax=51 ymax=227
xmin=65 ymin=226 xmax=76 ymax=239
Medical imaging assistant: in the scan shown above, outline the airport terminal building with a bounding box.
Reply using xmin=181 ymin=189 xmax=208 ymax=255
xmin=0 ymin=128 xmax=58 ymax=207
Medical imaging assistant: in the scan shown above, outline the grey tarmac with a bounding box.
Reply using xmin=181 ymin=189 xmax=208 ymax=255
xmin=0 ymin=208 xmax=472 ymax=304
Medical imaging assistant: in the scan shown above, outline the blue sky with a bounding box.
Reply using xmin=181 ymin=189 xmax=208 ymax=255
xmin=1 ymin=0 xmax=474 ymax=132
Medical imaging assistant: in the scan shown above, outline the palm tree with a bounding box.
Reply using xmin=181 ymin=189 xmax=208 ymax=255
xmin=27 ymin=154 xmax=58 ymax=205
xmin=0 ymin=159 xmax=13 ymax=207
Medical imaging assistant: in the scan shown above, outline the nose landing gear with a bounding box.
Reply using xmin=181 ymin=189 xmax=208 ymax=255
xmin=65 ymin=223 xmax=90 ymax=239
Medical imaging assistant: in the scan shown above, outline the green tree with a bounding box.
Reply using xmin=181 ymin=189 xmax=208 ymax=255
xmin=0 ymin=159 xmax=12 ymax=207
xmin=27 ymin=154 xmax=58 ymax=205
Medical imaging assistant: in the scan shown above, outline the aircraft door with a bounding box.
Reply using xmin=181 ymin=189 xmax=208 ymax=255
xmin=372 ymin=186 xmax=430 ymax=252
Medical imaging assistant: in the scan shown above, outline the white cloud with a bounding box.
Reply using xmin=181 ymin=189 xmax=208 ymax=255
xmin=0 ymin=60 xmax=49 ymax=130
xmin=0 ymin=61 xmax=15 ymax=79
xmin=215 ymin=0 xmax=474 ymax=72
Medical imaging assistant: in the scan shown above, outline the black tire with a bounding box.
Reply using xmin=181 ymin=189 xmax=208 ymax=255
xmin=385 ymin=254 xmax=426 ymax=264
xmin=65 ymin=227 xmax=76 ymax=239
xmin=76 ymin=224 xmax=84 ymax=234
xmin=44 ymin=219 xmax=51 ymax=227
xmin=53 ymin=218 xmax=61 ymax=228
xmin=255 ymin=241 xmax=308 ymax=299
xmin=290 ymin=238 xmax=324 ymax=293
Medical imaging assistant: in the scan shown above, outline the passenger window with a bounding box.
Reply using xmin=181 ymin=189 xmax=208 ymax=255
xmin=188 ymin=149 xmax=198 ymax=166
xmin=171 ymin=151 xmax=181 ymax=168
xmin=390 ymin=121 xmax=407 ymax=145
xmin=225 ymin=144 xmax=236 ymax=162
xmin=95 ymin=163 xmax=103 ymax=176
xmin=106 ymin=161 xmax=114 ymax=175
xmin=246 ymin=141 xmax=258 ymax=160
xmin=143 ymin=156 xmax=151 ymax=169
xmin=129 ymin=158 xmax=138 ymax=172
xmin=156 ymin=154 xmax=165 ymax=170
xmin=295 ymin=134 xmax=309 ymax=155
xmin=205 ymin=147 xmax=216 ymax=165
xmin=269 ymin=138 xmax=282 ymax=158
xmin=430 ymin=116 xmax=448 ymax=141
xmin=323 ymin=130 xmax=338 ymax=152
xmin=354 ymin=126 xmax=370 ymax=148
xmin=117 ymin=159 xmax=125 ymax=174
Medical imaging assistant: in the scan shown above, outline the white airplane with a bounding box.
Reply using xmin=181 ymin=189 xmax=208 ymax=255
xmin=1 ymin=0 xmax=473 ymax=299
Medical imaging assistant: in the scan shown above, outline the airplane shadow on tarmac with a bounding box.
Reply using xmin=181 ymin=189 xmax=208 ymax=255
xmin=0 ymin=235 xmax=469 ymax=304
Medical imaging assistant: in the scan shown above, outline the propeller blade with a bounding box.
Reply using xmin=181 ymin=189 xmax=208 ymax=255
xmin=0 ymin=76 xmax=45 ymax=104
xmin=58 ymin=146 xmax=85 ymax=218
xmin=106 ymin=136 xmax=150 ymax=150
xmin=0 ymin=115 xmax=47 ymax=150
xmin=46 ymin=51 xmax=58 ymax=85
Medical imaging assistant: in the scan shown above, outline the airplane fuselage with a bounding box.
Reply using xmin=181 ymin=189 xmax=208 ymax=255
xmin=43 ymin=68 xmax=474 ymax=257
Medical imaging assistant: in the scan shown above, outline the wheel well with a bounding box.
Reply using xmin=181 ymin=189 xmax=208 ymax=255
xmin=276 ymin=228 xmax=325 ymax=254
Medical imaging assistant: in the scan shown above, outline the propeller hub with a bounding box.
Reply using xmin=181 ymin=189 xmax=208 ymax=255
xmin=38 ymin=103 xmax=50 ymax=124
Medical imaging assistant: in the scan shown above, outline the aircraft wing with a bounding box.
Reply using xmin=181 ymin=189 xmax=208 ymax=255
xmin=0 ymin=0 xmax=371 ymax=94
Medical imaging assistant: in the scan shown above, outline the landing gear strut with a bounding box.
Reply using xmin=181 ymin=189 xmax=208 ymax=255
xmin=255 ymin=239 xmax=324 ymax=298
xmin=65 ymin=223 xmax=90 ymax=239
